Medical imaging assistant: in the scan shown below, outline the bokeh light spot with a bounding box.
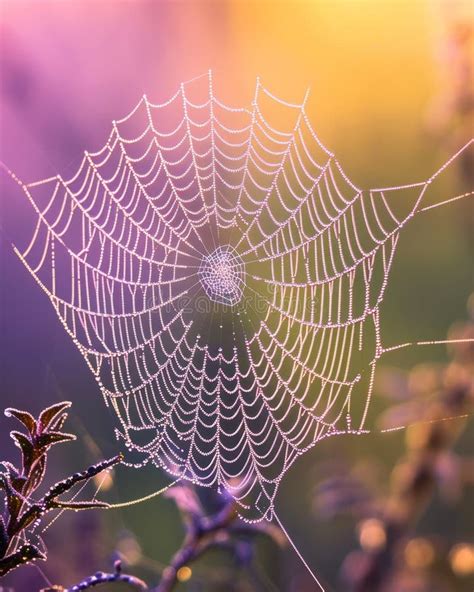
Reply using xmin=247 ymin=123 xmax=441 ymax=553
xmin=449 ymin=543 xmax=474 ymax=576
xmin=404 ymin=537 xmax=435 ymax=569
xmin=177 ymin=566 xmax=192 ymax=582
xmin=358 ymin=518 xmax=386 ymax=552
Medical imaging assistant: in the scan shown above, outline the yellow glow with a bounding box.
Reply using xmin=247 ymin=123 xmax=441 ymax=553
xmin=93 ymin=470 xmax=114 ymax=492
xmin=450 ymin=544 xmax=474 ymax=576
xmin=405 ymin=423 xmax=430 ymax=450
xmin=358 ymin=518 xmax=386 ymax=552
xmin=177 ymin=566 xmax=192 ymax=582
xmin=116 ymin=536 xmax=142 ymax=566
xmin=404 ymin=538 xmax=435 ymax=569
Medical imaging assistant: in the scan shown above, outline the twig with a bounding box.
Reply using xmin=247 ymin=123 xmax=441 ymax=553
xmin=40 ymin=560 xmax=147 ymax=591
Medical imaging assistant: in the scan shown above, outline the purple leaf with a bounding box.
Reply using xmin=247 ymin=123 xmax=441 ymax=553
xmin=36 ymin=431 xmax=76 ymax=449
xmin=38 ymin=401 xmax=71 ymax=433
xmin=10 ymin=431 xmax=35 ymax=473
xmin=48 ymin=412 xmax=68 ymax=432
xmin=4 ymin=408 xmax=36 ymax=434
xmin=24 ymin=455 xmax=46 ymax=496
xmin=0 ymin=473 xmax=25 ymax=520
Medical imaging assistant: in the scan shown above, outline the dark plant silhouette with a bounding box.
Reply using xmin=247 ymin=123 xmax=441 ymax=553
xmin=156 ymin=483 xmax=285 ymax=592
xmin=1 ymin=401 xmax=283 ymax=591
xmin=0 ymin=401 xmax=122 ymax=577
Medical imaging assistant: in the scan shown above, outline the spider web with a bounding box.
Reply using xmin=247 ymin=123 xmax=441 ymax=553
xmin=10 ymin=71 xmax=473 ymax=523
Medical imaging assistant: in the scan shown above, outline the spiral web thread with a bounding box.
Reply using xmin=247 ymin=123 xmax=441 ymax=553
xmin=11 ymin=72 xmax=473 ymax=528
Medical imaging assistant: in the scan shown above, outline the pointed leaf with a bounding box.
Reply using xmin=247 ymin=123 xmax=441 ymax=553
xmin=4 ymin=408 xmax=36 ymax=434
xmin=10 ymin=431 xmax=35 ymax=473
xmin=48 ymin=412 xmax=68 ymax=432
xmin=38 ymin=402 xmax=71 ymax=433
xmin=36 ymin=431 xmax=76 ymax=449
xmin=0 ymin=462 xmax=20 ymax=479
xmin=24 ymin=456 xmax=46 ymax=496
xmin=0 ymin=544 xmax=46 ymax=576
xmin=21 ymin=543 xmax=46 ymax=561
xmin=2 ymin=461 xmax=26 ymax=493
xmin=16 ymin=504 xmax=43 ymax=532
xmin=0 ymin=474 xmax=24 ymax=521
xmin=11 ymin=475 xmax=28 ymax=493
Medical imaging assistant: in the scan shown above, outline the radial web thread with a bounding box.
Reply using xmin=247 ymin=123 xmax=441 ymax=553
xmin=10 ymin=71 xmax=473 ymax=522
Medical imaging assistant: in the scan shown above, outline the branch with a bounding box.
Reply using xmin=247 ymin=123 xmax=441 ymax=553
xmin=40 ymin=560 xmax=147 ymax=592
xmin=153 ymin=486 xmax=285 ymax=592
